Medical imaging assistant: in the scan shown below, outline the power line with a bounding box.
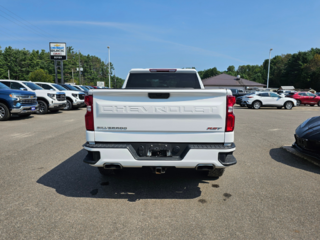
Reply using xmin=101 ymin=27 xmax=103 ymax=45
xmin=0 ymin=13 xmax=50 ymax=40
xmin=0 ymin=23 xmax=24 ymax=41
xmin=0 ymin=5 xmax=54 ymax=38
xmin=0 ymin=11 xmax=50 ymax=39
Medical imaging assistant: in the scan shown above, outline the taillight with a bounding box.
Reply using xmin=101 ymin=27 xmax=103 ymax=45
xmin=226 ymin=95 xmax=236 ymax=132
xmin=247 ymin=96 xmax=253 ymax=98
xmin=84 ymin=95 xmax=94 ymax=131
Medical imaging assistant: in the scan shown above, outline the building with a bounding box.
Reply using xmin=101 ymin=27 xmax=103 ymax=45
xmin=202 ymin=73 xmax=266 ymax=91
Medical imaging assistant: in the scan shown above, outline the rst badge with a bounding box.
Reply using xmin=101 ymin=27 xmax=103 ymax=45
xmin=207 ymin=127 xmax=222 ymax=130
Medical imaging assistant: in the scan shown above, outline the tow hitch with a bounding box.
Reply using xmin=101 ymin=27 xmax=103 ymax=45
xmin=151 ymin=167 xmax=166 ymax=174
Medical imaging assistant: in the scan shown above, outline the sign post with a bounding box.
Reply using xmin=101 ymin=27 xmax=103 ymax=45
xmin=49 ymin=42 xmax=67 ymax=84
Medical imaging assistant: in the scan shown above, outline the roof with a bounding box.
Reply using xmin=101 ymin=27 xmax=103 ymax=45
xmin=202 ymin=73 xmax=266 ymax=87
xmin=129 ymin=68 xmax=196 ymax=73
xmin=279 ymin=86 xmax=295 ymax=90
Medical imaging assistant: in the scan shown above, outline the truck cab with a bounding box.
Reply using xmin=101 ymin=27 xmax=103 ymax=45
xmin=0 ymin=82 xmax=38 ymax=121
xmin=0 ymin=80 xmax=66 ymax=114
xmin=83 ymin=69 xmax=237 ymax=178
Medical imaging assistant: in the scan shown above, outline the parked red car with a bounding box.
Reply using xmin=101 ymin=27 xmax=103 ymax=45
xmin=287 ymin=92 xmax=320 ymax=106
xmin=91 ymin=86 xmax=98 ymax=89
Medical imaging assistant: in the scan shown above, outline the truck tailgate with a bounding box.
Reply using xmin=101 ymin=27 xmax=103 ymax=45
xmin=93 ymin=89 xmax=227 ymax=143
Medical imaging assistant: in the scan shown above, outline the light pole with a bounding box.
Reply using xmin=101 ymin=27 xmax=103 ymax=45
xmin=107 ymin=46 xmax=110 ymax=88
xmin=267 ymin=48 xmax=273 ymax=89
xmin=78 ymin=50 xmax=81 ymax=85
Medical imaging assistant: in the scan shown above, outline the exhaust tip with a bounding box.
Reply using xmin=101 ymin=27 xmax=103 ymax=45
xmin=103 ymin=163 xmax=122 ymax=170
xmin=196 ymin=164 xmax=214 ymax=171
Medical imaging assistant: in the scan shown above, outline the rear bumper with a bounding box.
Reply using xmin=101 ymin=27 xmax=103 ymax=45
xmin=83 ymin=142 xmax=237 ymax=168
xmin=11 ymin=105 xmax=39 ymax=114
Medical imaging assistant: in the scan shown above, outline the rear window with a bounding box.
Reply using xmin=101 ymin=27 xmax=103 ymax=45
xmin=125 ymin=73 xmax=201 ymax=89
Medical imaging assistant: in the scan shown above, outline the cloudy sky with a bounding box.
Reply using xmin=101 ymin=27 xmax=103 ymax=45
xmin=1 ymin=0 xmax=319 ymax=78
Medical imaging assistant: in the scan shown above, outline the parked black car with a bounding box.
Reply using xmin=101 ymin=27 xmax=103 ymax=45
xmin=293 ymin=116 xmax=320 ymax=160
xmin=230 ymin=89 xmax=247 ymax=98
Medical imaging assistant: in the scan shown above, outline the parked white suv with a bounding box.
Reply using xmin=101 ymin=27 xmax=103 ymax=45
xmin=34 ymin=82 xmax=85 ymax=110
xmin=0 ymin=80 xmax=66 ymax=114
xmin=243 ymin=92 xmax=297 ymax=109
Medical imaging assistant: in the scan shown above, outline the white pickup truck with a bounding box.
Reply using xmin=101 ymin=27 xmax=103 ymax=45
xmin=83 ymin=69 xmax=237 ymax=178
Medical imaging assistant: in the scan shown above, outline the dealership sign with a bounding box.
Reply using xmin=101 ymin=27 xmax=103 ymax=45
xmin=49 ymin=42 xmax=67 ymax=60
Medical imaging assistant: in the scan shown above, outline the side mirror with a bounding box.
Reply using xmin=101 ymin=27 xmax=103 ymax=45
xmin=20 ymin=87 xmax=27 ymax=91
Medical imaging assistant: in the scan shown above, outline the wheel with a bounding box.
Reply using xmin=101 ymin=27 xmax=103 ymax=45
xmin=277 ymin=107 xmax=282 ymax=109
xmin=284 ymin=101 xmax=293 ymax=110
xmin=296 ymin=100 xmax=301 ymax=106
xmin=0 ymin=103 xmax=10 ymax=121
xmin=207 ymin=168 xmax=225 ymax=178
xmin=98 ymin=167 xmax=119 ymax=176
xmin=37 ymin=100 xmax=48 ymax=114
xmin=252 ymin=101 xmax=261 ymax=109
xmin=63 ymin=99 xmax=73 ymax=110
xmin=50 ymin=109 xmax=60 ymax=113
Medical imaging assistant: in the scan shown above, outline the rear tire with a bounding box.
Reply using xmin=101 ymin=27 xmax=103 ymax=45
xmin=0 ymin=103 xmax=10 ymax=121
xmin=207 ymin=168 xmax=225 ymax=178
xmin=98 ymin=167 xmax=119 ymax=176
xmin=284 ymin=101 xmax=293 ymax=110
xmin=253 ymin=101 xmax=261 ymax=109
xmin=37 ymin=100 xmax=48 ymax=114
xmin=296 ymin=100 xmax=301 ymax=106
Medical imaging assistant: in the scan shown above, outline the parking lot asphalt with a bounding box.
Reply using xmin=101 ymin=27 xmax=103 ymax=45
xmin=1 ymin=106 xmax=320 ymax=239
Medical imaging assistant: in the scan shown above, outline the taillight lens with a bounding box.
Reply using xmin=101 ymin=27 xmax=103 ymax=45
xmin=226 ymin=95 xmax=235 ymax=132
xmin=247 ymin=96 xmax=253 ymax=98
xmin=84 ymin=95 xmax=94 ymax=131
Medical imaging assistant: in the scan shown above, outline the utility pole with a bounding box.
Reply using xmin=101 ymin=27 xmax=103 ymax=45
xmin=78 ymin=50 xmax=81 ymax=85
xmin=267 ymin=48 xmax=273 ymax=89
xmin=108 ymin=46 xmax=110 ymax=88
xmin=114 ymin=70 xmax=116 ymax=89
xmin=8 ymin=70 xmax=10 ymax=79
xmin=72 ymin=68 xmax=74 ymax=83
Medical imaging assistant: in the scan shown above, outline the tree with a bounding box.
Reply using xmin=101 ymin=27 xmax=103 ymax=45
xmin=29 ymin=69 xmax=53 ymax=82
xmin=227 ymin=65 xmax=235 ymax=72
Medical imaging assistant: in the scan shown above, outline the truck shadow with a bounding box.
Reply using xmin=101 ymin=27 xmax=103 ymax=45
xmin=37 ymin=150 xmax=214 ymax=201
xmin=269 ymin=148 xmax=320 ymax=174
